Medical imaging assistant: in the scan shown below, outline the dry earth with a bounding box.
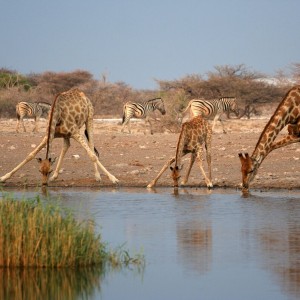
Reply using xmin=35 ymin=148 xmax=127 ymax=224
xmin=0 ymin=116 xmax=300 ymax=191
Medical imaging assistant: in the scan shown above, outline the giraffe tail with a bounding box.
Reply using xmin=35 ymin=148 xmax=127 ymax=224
xmin=84 ymin=129 xmax=99 ymax=157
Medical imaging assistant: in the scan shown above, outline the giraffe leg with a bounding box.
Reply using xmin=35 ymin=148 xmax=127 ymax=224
xmin=49 ymin=138 xmax=70 ymax=181
xmin=147 ymin=157 xmax=175 ymax=188
xmin=205 ymin=131 xmax=212 ymax=184
xmin=196 ymin=147 xmax=213 ymax=188
xmin=72 ymin=132 xmax=119 ymax=184
xmin=181 ymin=154 xmax=195 ymax=185
xmin=0 ymin=136 xmax=48 ymax=182
xmin=85 ymin=118 xmax=101 ymax=181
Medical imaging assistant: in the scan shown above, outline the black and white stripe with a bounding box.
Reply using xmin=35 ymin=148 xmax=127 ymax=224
xmin=16 ymin=101 xmax=51 ymax=132
xmin=182 ymin=97 xmax=239 ymax=133
xmin=121 ymin=97 xmax=166 ymax=134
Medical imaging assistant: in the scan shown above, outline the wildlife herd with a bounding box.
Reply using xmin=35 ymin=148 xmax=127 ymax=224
xmin=1 ymin=85 xmax=300 ymax=193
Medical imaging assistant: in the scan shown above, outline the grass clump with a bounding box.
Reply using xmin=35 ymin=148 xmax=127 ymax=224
xmin=0 ymin=194 xmax=144 ymax=268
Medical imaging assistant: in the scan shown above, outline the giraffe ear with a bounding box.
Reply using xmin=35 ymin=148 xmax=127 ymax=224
xmin=49 ymin=157 xmax=57 ymax=165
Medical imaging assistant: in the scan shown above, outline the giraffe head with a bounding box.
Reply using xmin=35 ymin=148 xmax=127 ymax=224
xmin=238 ymin=153 xmax=258 ymax=191
xmin=36 ymin=157 xmax=56 ymax=185
xmin=170 ymin=165 xmax=182 ymax=187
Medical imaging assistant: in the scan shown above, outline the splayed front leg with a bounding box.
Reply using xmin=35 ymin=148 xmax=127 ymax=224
xmin=0 ymin=136 xmax=48 ymax=182
xmin=196 ymin=148 xmax=213 ymax=189
xmin=147 ymin=157 xmax=175 ymax=188
xmin=72 ymin=133 xmax=119 ymax=184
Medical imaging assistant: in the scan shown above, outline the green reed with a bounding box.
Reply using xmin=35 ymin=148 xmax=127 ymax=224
xmin=0 ymin=194 xmax=144 ymax=268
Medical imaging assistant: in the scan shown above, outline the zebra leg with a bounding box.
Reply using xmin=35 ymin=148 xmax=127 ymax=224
xmin=72 ymin=132 xmax=119 ymax=184
xmin=181 ymin=153 xmax=196 ymax=185
xmin=20 ymin=117 xmax=26 ymax=132
xmin=121 ymin=119 xmax=131 ymax=133
xmin=0 ymin=136 xmax=48 ymax=182
xmin=219 ymin=117 xmax=227 ymax=134
xmin=33 ymin=117 xmax=39 ymax=132
xmin=196 ymin=147 xmax=213 ymax=188
xmin=147 ymin=157 xmax=175 ymax=188
xmin=145 ymin=117 xmax=154 ymax=135
xmin=212 ymin=115 xmax=218 ymax=131
xmin=49 ymin=138 xmax=70 ymax=181
xmin=16 ymin=118 xmax=20 ymax=133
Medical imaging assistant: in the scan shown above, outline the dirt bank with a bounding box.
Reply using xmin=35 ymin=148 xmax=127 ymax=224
xmin=0 ymin=117 xmax=299 ymax=190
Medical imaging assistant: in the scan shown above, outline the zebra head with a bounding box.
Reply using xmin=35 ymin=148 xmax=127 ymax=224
xmin=228 ymin=98 xmax=239 ymax=116
xmin=154 ymin=98 xmax=166 ymax=115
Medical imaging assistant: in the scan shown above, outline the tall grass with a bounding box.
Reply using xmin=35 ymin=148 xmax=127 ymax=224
xmin=0 ymin=194 xmax=144 ymax=268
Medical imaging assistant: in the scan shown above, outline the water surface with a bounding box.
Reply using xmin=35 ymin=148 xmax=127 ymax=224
xmin=1 ymin=187 xmax=300 ymax=300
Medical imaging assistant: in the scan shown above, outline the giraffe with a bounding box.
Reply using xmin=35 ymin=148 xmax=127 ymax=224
xmin=147 ymin=115 xmax=213 ymax=188
xmin=0 ymin=89 xmax=119 ymax=186
xmin=238 ymin=85 xmax=300 ymax=192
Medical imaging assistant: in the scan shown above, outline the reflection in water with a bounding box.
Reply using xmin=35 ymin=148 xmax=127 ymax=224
xmin=2 ymin=188 xmax=300 ymax=300
xmin=241 ymin=194 xmax=300 ymax=299
xmin=177 ymin=221 xmax=212 ymax=274
xmin=253 ymin=197 xmax=300 ymax=299
xmin=0 ymin=267 xmax=103 ymax=300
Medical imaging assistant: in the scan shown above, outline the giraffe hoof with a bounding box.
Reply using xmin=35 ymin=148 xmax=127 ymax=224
xmin=110 ymin=177 xmax=119 ymax=184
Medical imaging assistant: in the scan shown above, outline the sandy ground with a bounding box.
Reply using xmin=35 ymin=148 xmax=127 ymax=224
xmin=0 ymin=116 xmax=300 ymax=191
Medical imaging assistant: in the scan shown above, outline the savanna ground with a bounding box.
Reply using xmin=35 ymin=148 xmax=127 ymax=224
xmin=0 ymin=114 xmax=300 ymax=190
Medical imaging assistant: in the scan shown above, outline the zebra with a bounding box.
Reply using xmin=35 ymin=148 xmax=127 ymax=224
xmin=121 ymin=97 xmax=166 ymax=134
xmin=181 ymin=97 xmax=239 ymax=133
xmin=16 ymin=101 xmax=51 ymax=133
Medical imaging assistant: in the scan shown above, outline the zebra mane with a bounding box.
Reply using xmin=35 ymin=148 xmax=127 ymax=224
xmin=35 ymin=101 xmax=51 ymax=106
xmin=143 ymin=97 xmax=162 ymax=103
xmin=218 ymin=97 xmax=236 ymax=100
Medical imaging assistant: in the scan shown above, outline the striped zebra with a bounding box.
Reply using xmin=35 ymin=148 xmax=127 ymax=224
xmin=121 ymin=97 xmax=166 ymax=134
xmin=16 ymin=101 xmax=51 ymax=133
xmin=182 ymin=97 xmax=239 ymax=133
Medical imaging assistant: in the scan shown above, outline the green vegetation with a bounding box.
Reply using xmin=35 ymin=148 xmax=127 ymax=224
xmin=0 ymin=193 xmax=144 ymax=268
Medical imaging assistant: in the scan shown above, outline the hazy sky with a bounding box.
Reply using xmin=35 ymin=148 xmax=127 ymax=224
xmin=1 ymin=0 xmax=299 ymax=89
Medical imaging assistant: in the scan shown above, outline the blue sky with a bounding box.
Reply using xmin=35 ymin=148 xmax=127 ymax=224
xmin=1 ymin=0 xmax=299 ymax=89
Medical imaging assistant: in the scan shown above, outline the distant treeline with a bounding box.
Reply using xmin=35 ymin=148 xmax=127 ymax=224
xmin=0 ymin=64 xmax=298 ymax=130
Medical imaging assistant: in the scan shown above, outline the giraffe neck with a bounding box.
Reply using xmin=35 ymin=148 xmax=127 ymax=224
xmin=46 ymin=94 xmax=60 ymax=159
xmin=251 ymin=98 xmax=292 ymax=165
xmin=175 ymin=125 xmax=187 ymax=167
